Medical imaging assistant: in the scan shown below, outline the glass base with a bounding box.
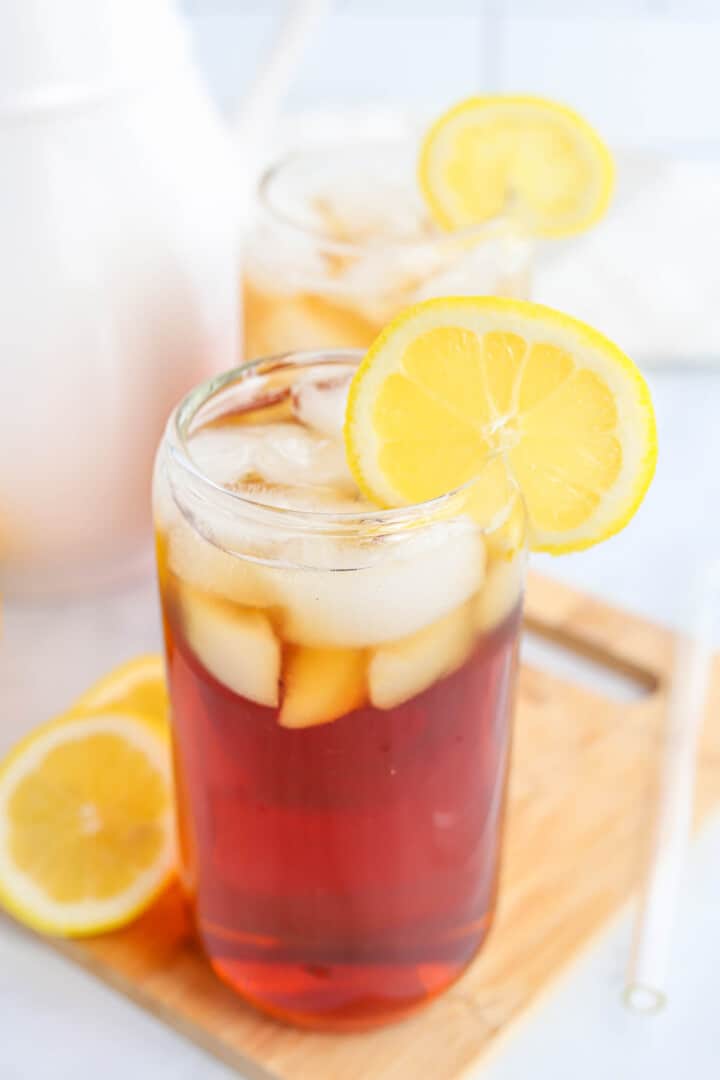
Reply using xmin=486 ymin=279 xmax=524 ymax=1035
xmin=209 ymin=941 xmax=487 ymax=1032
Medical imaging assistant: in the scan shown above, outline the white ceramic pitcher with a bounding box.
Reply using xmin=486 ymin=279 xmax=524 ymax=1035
xmin=0 ymin=0 xmax=240 ymax=596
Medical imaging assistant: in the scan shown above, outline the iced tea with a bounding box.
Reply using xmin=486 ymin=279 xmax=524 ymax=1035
xmin=243 ymin=143 xmax=532 ymax=360
xmin=154 ymin=352 xmax=526 ymax=1030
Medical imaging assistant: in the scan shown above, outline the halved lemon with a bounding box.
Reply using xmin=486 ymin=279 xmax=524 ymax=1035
xmin=0 ymin=711 xmax=175 ymax=937
xmin=418 ymin=94 xmax=614 ymax=237
xmin=344 ymin=297 xmax=656 ymax=554
xmin=73 ymin=654 xmax=168 ymax=730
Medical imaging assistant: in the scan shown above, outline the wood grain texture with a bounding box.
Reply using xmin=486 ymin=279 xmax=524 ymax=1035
xmin=46 ymin=573 xmax=720 ymax=1080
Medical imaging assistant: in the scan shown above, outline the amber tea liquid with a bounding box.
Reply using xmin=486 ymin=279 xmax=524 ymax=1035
xmin=154 ymin=354 xmax=525 ymax=1030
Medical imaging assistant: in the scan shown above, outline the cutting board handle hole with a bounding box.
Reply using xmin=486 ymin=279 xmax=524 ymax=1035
xmin=521 ymin=624 xmax=658 ymax=702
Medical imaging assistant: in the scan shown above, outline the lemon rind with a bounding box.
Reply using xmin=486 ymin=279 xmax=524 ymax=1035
xmin=73 ymin=654 xmax=165 ymax=711
xmin=0 ymin=710 xmax=175 ymax=938
xmin=418 ymin=94 xmax=615 ymax=239
xmin=344 ymin=296 xmax=657 ymax=555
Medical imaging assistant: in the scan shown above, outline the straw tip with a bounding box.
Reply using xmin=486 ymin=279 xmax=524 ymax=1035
xmin=623 ymin=983 xmax=667 ymax=1014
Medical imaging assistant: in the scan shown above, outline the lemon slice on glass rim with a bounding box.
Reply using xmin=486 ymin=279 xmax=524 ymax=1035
xmin=344 ymin=296 xmax=656 ymax=555
xmin=0 ymin=710 xmax=175 ymax=937
xmin=418 ymin=94 xmax=615 ymax=237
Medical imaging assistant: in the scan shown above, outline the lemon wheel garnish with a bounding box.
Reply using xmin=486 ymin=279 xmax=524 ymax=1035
xmin=73 ymin=654 xmax=168 ymax=731
xmin=0 ymin=711 xmax=175 ymax=937
xmin=344 ymin=297 xmax=656 ymax=554
xmin=418 ymin=94 xmax=614 ymax=237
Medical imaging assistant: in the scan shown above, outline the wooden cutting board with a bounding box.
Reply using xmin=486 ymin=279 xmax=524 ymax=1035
xmin=46 ymin=573 xmax=720 ymax=1080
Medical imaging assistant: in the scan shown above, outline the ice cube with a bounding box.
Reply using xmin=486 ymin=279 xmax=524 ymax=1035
xmin=179 ymin=586 xmax=280 ymax=706
xmin=301 ymin=142 xmax=435 ymax=245
xmin=163 ymin=474 xmax=368 ymax=608
xmin=413 ymin=232 xmax=532 ymax=306
xmin=186 ymin=426 xmax=257 ymax=487
xmin=160 ymin=424 xmax=487 ymax=652
xmin=167 ymin=515 xmax=275 ymax=608
xmin=332 ymin=242 xmax=451 ymax=325
xmin=279 ymin=645 xmax=366 ymax=729
xmin=309 ymin=179 xmax=429 ymax=244
xmin=475 ymin=555 xmax=524 ymax=633
xmin=369 ymin=600 xmax=476 ymax=709
xmin=291 ymin=370 xmax=353 ymax=437
xmin=245 ymin=145 xmax=459 ymax=329
xmin=188 ymin=421 xmax=355 ymax=493
xmin=244 ymin=222 xmax=330 ymax=296
xmin=275 ymin=526 xmax=486 ymax=648
xmin=245 ymin=285 xmax=377 ymax=358
xmin=236 ymin=483 xmax=365 ymax=512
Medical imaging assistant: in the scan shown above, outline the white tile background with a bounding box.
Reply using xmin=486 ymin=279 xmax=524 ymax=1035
xmin=181 ymin=0 xmax=720 ymax=155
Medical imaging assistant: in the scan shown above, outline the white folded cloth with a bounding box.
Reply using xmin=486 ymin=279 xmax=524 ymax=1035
xmin=534 ymin=155 xmax=720 ymax=367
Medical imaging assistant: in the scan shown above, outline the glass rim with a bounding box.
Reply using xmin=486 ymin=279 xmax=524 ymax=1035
xmin=255 ymin=141 xmax=527 ymax=256
xmin=164 ymin=349 xmax=525 ymax=541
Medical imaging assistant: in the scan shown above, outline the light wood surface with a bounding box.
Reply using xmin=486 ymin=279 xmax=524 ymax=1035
xmin=45 ymin=573 xmax=720 ymax=1080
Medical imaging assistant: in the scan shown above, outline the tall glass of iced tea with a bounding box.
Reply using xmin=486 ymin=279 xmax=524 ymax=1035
xmin=243 ymin=141 xmax=532 ymax=360
xmin=154 ymin=350 xmax=527 ymax=1030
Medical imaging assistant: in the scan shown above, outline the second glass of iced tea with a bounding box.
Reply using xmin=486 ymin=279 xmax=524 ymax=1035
xmin=243 ymin=140 xmax=532 ymax=360
xmin=154 ymin=350 xmax=527 ymax=1030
